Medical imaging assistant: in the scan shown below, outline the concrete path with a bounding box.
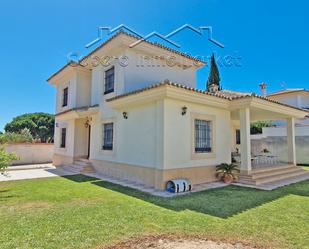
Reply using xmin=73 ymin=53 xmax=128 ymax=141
xmin=7 ymin=163 xmax=53 ymax=171
xmin=82 ymin=170 xmax=228 ymax=197
xmin=0 ymin=164 xmax=76 ymax=182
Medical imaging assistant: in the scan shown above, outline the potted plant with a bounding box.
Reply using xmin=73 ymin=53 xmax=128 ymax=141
xmin=261 ymin=148 xmax=270 ymax=153
xmin=216 ymin=163 xmax=240 ymax=183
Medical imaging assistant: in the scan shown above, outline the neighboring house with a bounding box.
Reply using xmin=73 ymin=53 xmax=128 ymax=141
xmin=47 ymin=32 xmax=309 ymax=190
xmin=268 ymin=88 xmax=309 ymax=109
xmin=251 ymin=89 xmax=309 ymax=165
xmin=267 ymin=89 xmax=309 ymax=126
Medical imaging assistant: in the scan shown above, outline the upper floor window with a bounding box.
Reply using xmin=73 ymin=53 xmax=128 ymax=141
xmin=60 ymin=128 xmax=66 ymax=148
xmin=102 ymin=123 xmax=113 ymax=150
xmin=194 ymin=119 xmax=212 ymax=153
xmin=62 ymin=87 xmax=68 ymax=107
xmin=104 ymin=67 xmax=114 ymax=94
xmin=236 ymin=129 xmax=241 ymax=145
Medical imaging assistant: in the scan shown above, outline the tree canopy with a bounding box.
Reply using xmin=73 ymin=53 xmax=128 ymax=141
xmin=250 ymin=121 xmax=274 ymax=134
xmin=0 ymin=128 xmax=34 ymax=144
xmin=4 ymin=113 xmax=55 ymax=143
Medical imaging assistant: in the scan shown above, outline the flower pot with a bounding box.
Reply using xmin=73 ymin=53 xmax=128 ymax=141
xmin=223 ymin=174 xmax=233 ymax=184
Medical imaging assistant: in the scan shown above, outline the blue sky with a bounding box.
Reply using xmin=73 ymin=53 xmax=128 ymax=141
xmin=0 ymin=0 xmax=308 ymax=131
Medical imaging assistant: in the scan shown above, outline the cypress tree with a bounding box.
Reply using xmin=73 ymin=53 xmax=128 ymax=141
xmin=207 ymin=53 xmax=220 ymax=91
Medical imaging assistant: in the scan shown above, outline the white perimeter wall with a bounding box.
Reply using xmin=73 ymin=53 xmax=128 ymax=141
xmin=5 ymin=143 xmax=54 ymax=165
xmin=251 ymin=126 xmax=309 ymax=164
xmin=251 ymin=137 xmax=309 ymax=165
xmin=261 ymin=126 xmax=309 ymax=137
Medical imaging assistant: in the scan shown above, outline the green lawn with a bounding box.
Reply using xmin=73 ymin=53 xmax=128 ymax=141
xmin=0 ymin=175 xmax=309 ymax=249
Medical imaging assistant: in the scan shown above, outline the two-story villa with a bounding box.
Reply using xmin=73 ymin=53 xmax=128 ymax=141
xmin=48 ymin=32 xmax=309 ymax=190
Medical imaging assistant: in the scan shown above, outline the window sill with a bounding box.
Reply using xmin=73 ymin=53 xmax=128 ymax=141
xmin=191 ymin=152 xmax=216 ymax=160
xmin=102 ymin=146 xmax=113 ymax=151
xmin=104 ymin=89 xmax=114 ymax=95
xmin=100 ymin=148 xmax=115 ymax=157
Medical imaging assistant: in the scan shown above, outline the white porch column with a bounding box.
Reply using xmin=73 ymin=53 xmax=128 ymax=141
xmin=287 ymin=117 xmax=296 ymax=165
xmin=239 ymin=108 xmax=251 ymax=173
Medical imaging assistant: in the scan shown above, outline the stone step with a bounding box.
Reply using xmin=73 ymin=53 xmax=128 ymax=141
xmin=237 ymin=179 xmax=256 ymax=185
xmin=74 ymin=161 xmax=91 ymax=167
xmin=258 ymin=174 xmax=309 ymax=190
xmin=239 ymin=171 xmax=309 ymax=186
xmin=252 ymin=164 xmax=293 ymax=174
xmin=238 ymin=167 xmax=309 ymax=186
xmin=71 ymin=158 xmax=96 ymax=174
xmin=234 ymin=173 xmax=309 ymax=190
xmin=238 ymin=166 xmax=302 ymax=179
xmin=80 ymin=165 xmax=96 ymax=173
xmin=252 ymin=167 xmax=303 ymax=180
xmin=76 ymin=158 xmax=90 ymax=163
xmin=256 ymin=170 xmax=309 ymax=185
xmin=68 ymin=164 xmax=84 ymax=171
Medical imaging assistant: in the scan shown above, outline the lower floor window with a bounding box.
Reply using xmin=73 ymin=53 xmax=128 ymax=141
xmin=60 ymin=128 xmax=66 ymax=148
xmin=195 ymin=119 xmax=212 ymax=153
xmin=102 ymin=123 xmax=113 ymax=150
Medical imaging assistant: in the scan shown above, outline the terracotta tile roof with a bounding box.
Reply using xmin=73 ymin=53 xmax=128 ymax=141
xmin=106 ymin=80 xmax=308 ymax=113
xmin=47 ymin=31 xmax=206 ymax=82
xmin=106 ymin=81 xmax=254 ymax=102
xmin=215 ymin=90 xmax=251 ymax=99
xmin=106 ymin=81 xmax=236 ymax=102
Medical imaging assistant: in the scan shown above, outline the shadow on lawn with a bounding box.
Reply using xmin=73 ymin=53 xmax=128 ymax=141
xmin=0 ymin=190 xmax=15 ymax=201
xmin=62 ymin=174 xmax=99 ymax=183
xmin=63 ymin=174 xmax=309 ymax=218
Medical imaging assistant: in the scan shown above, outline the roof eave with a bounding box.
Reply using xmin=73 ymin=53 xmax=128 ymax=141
xmin=47 ymin=31 xmax=206 ymax=83
xmin=107 ymin=83 xmax=230 ymax=110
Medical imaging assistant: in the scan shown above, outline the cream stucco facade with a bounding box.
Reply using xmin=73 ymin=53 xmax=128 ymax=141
xmin=48 ymin=32 xmax=308 ymax=190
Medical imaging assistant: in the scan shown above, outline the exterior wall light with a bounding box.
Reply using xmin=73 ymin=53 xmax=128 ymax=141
xmin=84 ymin=117 xmax=92 ymax=128
xmin=123 ymin=112 xmax=128 ymax=119
xmin=181 ymin=106 xmax=187 ymax=115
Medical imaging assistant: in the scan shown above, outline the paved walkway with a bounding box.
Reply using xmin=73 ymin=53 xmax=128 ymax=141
xmin=0 ymin=164 xmax=76 ymax=182
xmin=0 ymin=164 xmax=228 ymax=197
xmin=82 ymin=170 xmax=228 ymax=197
xmin=7 ymin=163 xmax=54 ymax=171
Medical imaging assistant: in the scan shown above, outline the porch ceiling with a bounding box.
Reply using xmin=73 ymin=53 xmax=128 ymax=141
xmin=230 ymin=97 xmax=308 ymax=122
xmin=55 ymin=105 xmax=99 ymax=120
xmin=231 ymin=107 xmax=295 ymax=121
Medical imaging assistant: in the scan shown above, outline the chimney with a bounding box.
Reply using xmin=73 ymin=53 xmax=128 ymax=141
xmin=259 ymin=82 xmax=267 ymax=96
xmin=208 ymin=83 xmax=219 ymax=93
